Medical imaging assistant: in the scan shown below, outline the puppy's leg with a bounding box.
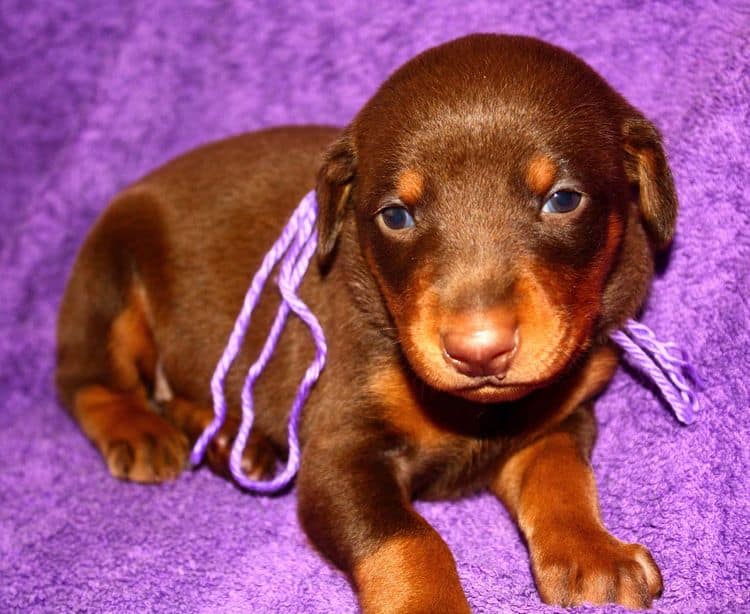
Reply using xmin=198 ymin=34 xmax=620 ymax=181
xmin=298 ymin=434 xmax=471 ymax=614
xmin=56 ymin=197 xmax=188 ymax=482
xmin=492 ymin=405 xmax=663 ymax=609
xmin=163 ymin=398 xmax=278 ymax=481
xmin=62 ymin=292 xmax=189 ymax=482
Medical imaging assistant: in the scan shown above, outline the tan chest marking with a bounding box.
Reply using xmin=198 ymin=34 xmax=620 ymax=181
xmin=369 ymin=365 xmax=452 ymax=448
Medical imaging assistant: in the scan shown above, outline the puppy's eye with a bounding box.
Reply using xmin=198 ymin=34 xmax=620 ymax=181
xmin=379 ymin=206 xmax=415 ymax=230
xmin=542 ymin=190 xmax=582 ymax=214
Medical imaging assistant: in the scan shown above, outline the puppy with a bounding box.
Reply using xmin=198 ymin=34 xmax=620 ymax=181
xmin=57 ymin=34 xmax=675 ymax=611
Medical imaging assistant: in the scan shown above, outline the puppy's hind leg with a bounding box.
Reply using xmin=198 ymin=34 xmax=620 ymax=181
xmin=56 ymin=197 xmax=189 ymax=483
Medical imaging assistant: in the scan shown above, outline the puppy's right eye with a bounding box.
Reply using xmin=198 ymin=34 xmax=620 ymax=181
xmin=379 ymin=206 xmax=415 ymax=230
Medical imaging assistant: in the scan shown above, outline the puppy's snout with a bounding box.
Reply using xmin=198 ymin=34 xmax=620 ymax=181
xmin=441 ymin=316 xmax=518 ymax=378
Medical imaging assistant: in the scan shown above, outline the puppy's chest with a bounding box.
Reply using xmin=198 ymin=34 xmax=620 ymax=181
xmin=398 ymin=433 xmax=506 ymax=500
xmin=370 ymin=367 xmax=518 ymax=498
xmin=367 ymin=359 xmax=612 ymax=499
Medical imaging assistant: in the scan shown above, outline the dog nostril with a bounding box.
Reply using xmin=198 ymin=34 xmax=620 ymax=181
xmin=442 ymin=327 xmax=517 ymax=377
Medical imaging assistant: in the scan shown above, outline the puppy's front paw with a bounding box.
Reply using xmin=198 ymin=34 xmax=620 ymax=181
xmin=530 ymin=526 xmax=663 ymax=609
xmin=99 ymin=409 xmax=189 ymax=483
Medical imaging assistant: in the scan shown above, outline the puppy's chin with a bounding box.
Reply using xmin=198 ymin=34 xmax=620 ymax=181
xmin=404 ymin=344 xmax=582 ymax=404
xmin=404 ymin=357 xmax=550 ymax=405
xmin=451 ymin=382 xmax=537 ymax=404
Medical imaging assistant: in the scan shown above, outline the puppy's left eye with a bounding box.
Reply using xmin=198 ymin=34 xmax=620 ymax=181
xmin=379 ymin=206 xmax=415 ymax=230
xmin=542 ymin=190 xmax=582 ymax=214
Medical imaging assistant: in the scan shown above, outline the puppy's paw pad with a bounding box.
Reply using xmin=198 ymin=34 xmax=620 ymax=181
xmin=532 ymin=531 xmax=663 ymax=609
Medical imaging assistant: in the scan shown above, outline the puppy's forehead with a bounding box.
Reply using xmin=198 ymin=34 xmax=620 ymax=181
xmin=355 ymin=34 xmax=625 ymax=183
xmin=368 ymin=108 xmax=619 ymax=206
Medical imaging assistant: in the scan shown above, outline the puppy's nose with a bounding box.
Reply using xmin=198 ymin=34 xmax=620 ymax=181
xmin=442 ymin=324 xmax=517 ymax=378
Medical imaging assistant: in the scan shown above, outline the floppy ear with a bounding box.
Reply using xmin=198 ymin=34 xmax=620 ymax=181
xmin=316 ymin=129 xmax=356 ymax=266
xmin=622 ymin=117 xmax=678 ymax=249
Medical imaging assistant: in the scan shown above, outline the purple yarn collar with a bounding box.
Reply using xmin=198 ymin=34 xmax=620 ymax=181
xmin=189 ymin=190 xmax=326 ymax=493
xmin=190 ymin=190 xmax=702 ymax=493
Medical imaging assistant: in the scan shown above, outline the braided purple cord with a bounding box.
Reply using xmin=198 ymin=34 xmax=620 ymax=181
xmin=190 ymin=191 xmax=326 ymax=493
xmin=229 ymin=198 xmax=326 ymax=491
xmin=192 ymin=189 xmax=701 ymax=494
xmin=189 ymin=196 xmax=302 ymax=466
xmin=610 ymin=320 xmax=702 ymax=425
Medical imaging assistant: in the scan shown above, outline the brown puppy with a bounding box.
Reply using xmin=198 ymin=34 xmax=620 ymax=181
xmin=56 ymin=34 xmax=676 ymax=611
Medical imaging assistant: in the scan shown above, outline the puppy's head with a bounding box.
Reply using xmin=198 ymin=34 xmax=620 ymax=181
xmin=317 ymin=34 xmax=677 ymax=403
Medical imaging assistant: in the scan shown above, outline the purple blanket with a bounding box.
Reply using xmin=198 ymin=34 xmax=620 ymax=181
xmin=2 ymin=2 xmax=748 ymax=612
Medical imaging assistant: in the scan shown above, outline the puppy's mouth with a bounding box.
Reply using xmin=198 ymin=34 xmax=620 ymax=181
xmin=456 ymin=374 xmax=509 ymax=390
xmin=450 ymin=375 xmax=541 ymax=403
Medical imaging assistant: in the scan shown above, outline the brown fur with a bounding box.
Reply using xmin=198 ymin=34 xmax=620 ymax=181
xmin=56 ymin=34 xmax=677 ymax=610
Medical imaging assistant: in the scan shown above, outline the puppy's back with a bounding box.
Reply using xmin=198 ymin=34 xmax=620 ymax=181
xmin=56 ymin=125 xmax=338 ymax=422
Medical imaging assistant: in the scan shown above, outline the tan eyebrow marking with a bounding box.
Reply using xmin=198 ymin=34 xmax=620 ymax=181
xmin=525 ymin=155 xmax=557 ymax=195
xmin=396 ymin=169 xmax=424 ymax=204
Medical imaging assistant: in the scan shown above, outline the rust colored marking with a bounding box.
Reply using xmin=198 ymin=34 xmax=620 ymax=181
xmin=163 ymin=397 xmax=213 ymax=440
xmin=354 ymin=534 xmax=470 ymax=614
xmin=493 ymin=430 xmax=604 ymax=601
xmin=525 ymin=154 xmax=557 ymax=194
xmin=108 ymin=282 xmax=157 ymax=391
xmin=568 ymin=209 xmax=625 ymax=330
xmin=515 ymin=206 xmax=623 ymax=387
xmin=363 ymin=249 xmax=447 ymax=393
xmin=398 ymin=263 xmax=464 ymax=393
xmin=369 ymin=365 xmax=451 ymax=448
xmin=164 ymin=397 xmax=276 ymax=480
xmin=492 ymin=350 xmax=626 ymax=586
xmin=511 ymin=268 xmax=569 ymax=383
xmin=396 ymin=169 xmax=424 ymax=204
xmin=73 ymin=385 xmax=147 ymax=442
xmin=493 ymin=431 xmax=597 ymax=526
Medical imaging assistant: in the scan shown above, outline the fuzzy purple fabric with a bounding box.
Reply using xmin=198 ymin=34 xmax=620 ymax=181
xmin=2 ymin=2 xmax=748 ymax=612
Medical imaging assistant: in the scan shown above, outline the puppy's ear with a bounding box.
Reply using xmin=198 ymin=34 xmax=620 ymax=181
xmin=316 ymin=129 xmax=356 ymax=266
xmin=622 ymin=117 xmax=678 ymax=249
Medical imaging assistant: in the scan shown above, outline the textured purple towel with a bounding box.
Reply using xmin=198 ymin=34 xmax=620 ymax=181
xmin=1 ymin=2 xmax=748 ymax=612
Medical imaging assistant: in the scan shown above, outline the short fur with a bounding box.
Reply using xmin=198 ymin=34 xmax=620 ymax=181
xmin=56 ymin=34 xmax=676 ymax=611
